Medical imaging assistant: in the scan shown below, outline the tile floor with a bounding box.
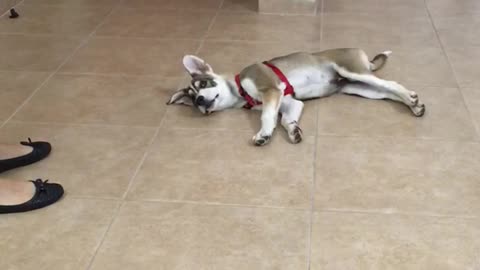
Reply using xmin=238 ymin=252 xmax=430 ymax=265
xmin=1 ymin=0 xmax=480 ymax=269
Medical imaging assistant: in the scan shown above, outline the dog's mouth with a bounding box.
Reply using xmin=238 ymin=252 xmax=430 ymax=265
xmin=202 ymin=94 xmax=219 ymax=115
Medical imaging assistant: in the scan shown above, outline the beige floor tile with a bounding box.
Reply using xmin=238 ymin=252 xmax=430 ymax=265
xmin=323 ymin=13 xmax=438 ymax=47
xmin=434 ymin=14 xmax=480 ymax=47
xmin=461 ymin=87 xmax=480 ymax=132
xmin=90 ymin=201 xmax=309 ymax=270
xmin=324 ymin=0 xmax=428 ymax=16
xmin=258 ymin=0 xmax=318 ymax=15
xmin=311 ymin=212 xmax=480 ymax=270
xmin=96 ymin=8 xmax=215 ymax=39
xmin=119 ymin=0 xmax=222 ymax=10
xmin=0 ymin=71 xmax=50 ymax=122
xmin=145 ymin=128 xmax=314 ymax=164
xmin=60 ymin=37 xmax=200 ymax=76
xmin=207 ymin=13 xmax=322 ymax=42
xmin=445 ymin=46 xmax=480 ymax=88
xmin=221 ymin=0 xmax=258 ymax=13
xmin=319 ymin=42 xmax=456 ymax=87
xmin=316 ymin=86 xmax=477 ymax=140
xmin=0 ymin=197 xmax=119 ymax=270
xmin=0 ymin=122 xmax=155 ymax=198
xmin=0 ymin=0 xmax=21 ymax=15
xmin=426 ymin=0 xmax=480 ymax=16
xmin=22 ymin=0 xmax=119 ymax=7
xmin=0 ymin=34 xmax=82 ymax=71
xmin=314 ymin=137 xmax=480 ymax=216
xmin=13 ymin=74 xmax=180 ymax=126
xmin=127 ymin=129 xmax=314 ymax=208
xmin=0 ymin=4 xmax=113 ymax=36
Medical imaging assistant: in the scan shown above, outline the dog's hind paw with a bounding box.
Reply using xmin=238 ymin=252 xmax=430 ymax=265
xmin=288 ymin=125 xmax=303 ymax=144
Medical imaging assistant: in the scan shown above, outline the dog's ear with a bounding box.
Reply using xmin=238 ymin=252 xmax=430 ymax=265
xmin=166 ymin=87 xmax=195 ymax=106
xmin=183 ymin=55 xmax=213 ymax=75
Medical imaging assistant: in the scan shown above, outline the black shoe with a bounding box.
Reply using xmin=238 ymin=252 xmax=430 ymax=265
xmin=0 ymin=179 xmax=64 ymax=214
xmin=0 ymin=138 xmax=51 ymax=174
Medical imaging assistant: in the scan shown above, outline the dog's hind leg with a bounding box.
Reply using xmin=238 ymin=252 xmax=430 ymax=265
xmin=334 ymin=65 xmax=426 ymax=117
xmin=253 ymin=88 xmax=283 ymax=146
xmin=341 ymin=82 xmax=404 ymax=101
xmin=280 ymin=96 xmax=304 ymax=144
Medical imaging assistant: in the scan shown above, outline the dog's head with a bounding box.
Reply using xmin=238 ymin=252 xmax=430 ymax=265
xmin=167 ymin=55 xmax=235 ymax=115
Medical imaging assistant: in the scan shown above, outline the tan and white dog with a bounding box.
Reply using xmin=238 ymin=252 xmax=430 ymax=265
xmin=167 ymin=48 xmax=425 ymax=146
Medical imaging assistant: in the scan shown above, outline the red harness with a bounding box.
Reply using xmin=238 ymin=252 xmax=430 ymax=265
xmin=235 ymin=61 xmax=295 ymax=109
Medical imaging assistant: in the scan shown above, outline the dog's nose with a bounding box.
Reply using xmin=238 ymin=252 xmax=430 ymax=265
xmin=195 ymin=95 xmax=206 ymax=106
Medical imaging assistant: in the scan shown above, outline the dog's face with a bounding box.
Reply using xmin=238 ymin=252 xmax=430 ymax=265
xmin=167 ymin=55 xmax=233 ymax=115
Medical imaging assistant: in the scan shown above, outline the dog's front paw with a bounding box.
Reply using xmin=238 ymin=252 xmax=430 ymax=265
xmin=288 ymin=125 xmax=303 ymax=144
xmin=252 ymin=132 xmax=272 ymax=146
xmin=410 ymin=102 xmax=426 ymax=117
xmin=407 ymin=91 xmax=419 ymax=106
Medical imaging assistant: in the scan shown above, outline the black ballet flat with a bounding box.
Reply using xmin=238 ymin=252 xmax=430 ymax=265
xmin=0 ymin=179 xmax=64 ymax=214
xmin=0 ymin=138 xmax=51 ymax=174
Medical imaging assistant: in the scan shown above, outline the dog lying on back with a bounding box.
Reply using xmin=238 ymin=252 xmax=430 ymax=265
xmin=167 ymin=48 xmax=425 ymax=146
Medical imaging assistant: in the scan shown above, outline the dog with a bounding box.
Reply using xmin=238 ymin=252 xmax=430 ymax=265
xmin=167 ymin=48 xmax=426 ymax=146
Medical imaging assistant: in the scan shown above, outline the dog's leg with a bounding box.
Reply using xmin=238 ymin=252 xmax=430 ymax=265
xmin=280 ymin=96 xmax=304 ymax=144
xmin=341 ymin=82 xmax=404 ymax=101
xmin=253 ymin=89 xmax=282 ymax=146
xmin=334 ymin=65 xmax=426 ymax=117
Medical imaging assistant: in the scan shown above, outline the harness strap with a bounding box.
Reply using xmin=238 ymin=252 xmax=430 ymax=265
xmin=235 ymin=62 xmax=295 ymax=109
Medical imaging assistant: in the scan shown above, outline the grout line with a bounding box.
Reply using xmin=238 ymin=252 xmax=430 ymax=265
xmin=423 ymin=0 xmax=480 ymax=139
xmin=315 ymin=132 xmax=480 ymax=143
xmin=85 ymin=200 xmax=124 ymax=270
xmin=307 ymin=3 xmax=323 ymax=267
xmin=120 ymin=124 xmax=162 ymax=200
xmin=317 ymin=133 xmax=480 ymax=144
xmin=0 ymin=0 xmax=25 ymax=18
xmin=319 ymin=0 xmax=325 ymax=40
xmin=0 ymin=3 xmax=121 ymax=131
xmin=6 ymin=120 xmax=162 ymax=129
xmin=80 ymin=3 xmax=134 ymax=269
xmin=195 ymin=0 xmax=225 ymax=54
xmin=316 ymin=208 xmax=479 ymax=219
xmin=126 ymin=197 xmax=311 ymax=212
xmin=68 ymin=195 xmax=122 ymax=201
xmin=307 ymin=2 xmax=324 ymax=266
xmin=257 ymin=11 xmax=317 ymax=17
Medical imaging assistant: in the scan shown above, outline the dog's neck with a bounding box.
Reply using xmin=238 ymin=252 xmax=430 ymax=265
xmin=222 ymin=74 xmax=248 ymax=109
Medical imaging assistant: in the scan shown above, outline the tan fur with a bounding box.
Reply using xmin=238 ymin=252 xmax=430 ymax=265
xmin=315 ymin=48 xmax=372 ymax=74
xmin=240 ymin=62 xmax=281 ymax=94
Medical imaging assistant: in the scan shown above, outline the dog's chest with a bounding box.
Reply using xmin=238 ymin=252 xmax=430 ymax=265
xmin=286 ymin=66 xmax=338 ymax=99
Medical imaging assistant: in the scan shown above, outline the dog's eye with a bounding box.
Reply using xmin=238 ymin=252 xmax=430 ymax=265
xmin=200 ymin=81 xmax=207 ymax=88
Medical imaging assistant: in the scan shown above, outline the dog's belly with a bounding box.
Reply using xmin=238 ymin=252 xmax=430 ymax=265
xmin=286 ymin=66 xmax=339 ymax=100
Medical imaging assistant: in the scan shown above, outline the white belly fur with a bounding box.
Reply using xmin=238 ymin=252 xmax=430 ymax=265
xmin=285 ymin=66 xmax=338 ymax=99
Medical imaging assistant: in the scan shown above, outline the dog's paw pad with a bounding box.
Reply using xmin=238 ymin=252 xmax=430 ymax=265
xmin=252 ymin=134 xmax=271 ymax=146
xmin=408 ymin=92 xmax=419 ymax=106
xmin=289 ymin=126 xmax=303 ymax=144
xmin=410 ymin=102 xmax=426 ymax=117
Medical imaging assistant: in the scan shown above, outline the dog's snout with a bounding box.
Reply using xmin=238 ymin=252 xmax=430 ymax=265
xmin=195 ymin=95 xmax=206 ymax=106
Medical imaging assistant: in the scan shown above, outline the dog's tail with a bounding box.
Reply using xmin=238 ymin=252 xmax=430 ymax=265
xmin=369 ymin=50 xmax=392 ymax=72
